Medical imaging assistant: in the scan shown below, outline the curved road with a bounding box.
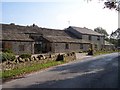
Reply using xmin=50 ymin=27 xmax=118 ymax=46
xmin=2 ymin=53 xmax=119 ymax=88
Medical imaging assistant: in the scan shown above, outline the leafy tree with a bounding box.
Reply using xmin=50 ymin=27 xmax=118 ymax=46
xmin=110 ymin=28 xmax=120 ymax=47
xmin=110 ymin=28 xmax=120 ymax=39
xmin=94 ymin=27 xmax=109 ymax=38
xmin=104 ymin=0 xmax=120 ymax=11
xmin=85 ymin=0 xmax=120 ymax=11
xmin=86 ymin=0 xmax=120 ymax=47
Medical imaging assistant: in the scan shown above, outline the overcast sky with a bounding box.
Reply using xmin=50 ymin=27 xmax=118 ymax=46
xmin=1 ymin=0 xmax=118 ymax=34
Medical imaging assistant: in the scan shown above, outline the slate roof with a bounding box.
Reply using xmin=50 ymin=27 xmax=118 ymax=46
xmin=1 ymin=24 xmax=91 ymax=43
xmin=2 ymin=33 xmax=34 ymax=41
xmin=43 ymin=36 xmax=90 ymax=43
xmin=2 ymin=24 xmax=69 ymax=36
xmin=68 ymin=26 xmax=104 ymax=36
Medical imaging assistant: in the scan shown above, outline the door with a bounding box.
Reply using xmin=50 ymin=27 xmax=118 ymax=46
xmin=34 ymin=44 xmax=42 ymax=54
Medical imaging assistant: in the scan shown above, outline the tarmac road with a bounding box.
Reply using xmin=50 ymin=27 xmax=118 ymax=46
xmin=2 ymin=53 xmax=119 ymax=88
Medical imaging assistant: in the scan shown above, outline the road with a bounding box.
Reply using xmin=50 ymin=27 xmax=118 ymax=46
xmin=2 ymin=53 xmax=119 ymax=88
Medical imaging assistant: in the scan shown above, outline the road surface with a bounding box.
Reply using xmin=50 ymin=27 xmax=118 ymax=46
xmin=2 ymin=53 xmax=119 ymax=88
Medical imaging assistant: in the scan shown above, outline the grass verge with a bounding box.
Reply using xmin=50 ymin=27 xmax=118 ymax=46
xmin=94 ymin=50 xmax=119 ymax=56
xmin=1 ymin=60 xmax=65 ymax=82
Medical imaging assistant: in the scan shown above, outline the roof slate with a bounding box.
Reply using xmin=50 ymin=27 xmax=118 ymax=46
xmin=1 ymin=24 xmax=98 ymax=43
xmin=69 ymin=26 xmax=104 ymax=36
xmin=43 ymin=36 xmax=90 ymax=43
xmin=2 ymin=33 xmax=33 ymax=41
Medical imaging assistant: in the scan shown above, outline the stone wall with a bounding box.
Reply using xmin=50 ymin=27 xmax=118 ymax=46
xmin=53 ymin=43 xmax=82 ymax=53
xmin=1 ymin=52 xmax=76 ymax=71
xmin=82 ymin=35 xmax=104 ymax=50
xmin=2 ymin=41 xmax=34 ymax=55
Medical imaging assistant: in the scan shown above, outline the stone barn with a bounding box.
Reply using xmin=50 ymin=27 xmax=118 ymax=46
xmin=1 ymin=33 xmax=34 ymax=55
xmin=1 ymin=23 xmax=104 ymax=55
xmin=42 ymin=36 xmax=90 ymax=53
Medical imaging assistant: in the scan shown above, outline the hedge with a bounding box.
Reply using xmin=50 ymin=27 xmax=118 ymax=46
xmin=19 ymin=54 xmax=31 ymax=59
xmin=0 ymin=52 xmax=16 ymax=62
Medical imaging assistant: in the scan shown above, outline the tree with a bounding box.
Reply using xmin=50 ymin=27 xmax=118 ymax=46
xmin=110 ymin=28 xmax=120 ymax=39
xmin=94 ymin=27 xmax=109 ymax=38
xmin=85 ymin=0 xmax=120 ymax=12
xmin=86 ymin=0 xmax=120 ymax=47
xmin=110 ymin=28 xmax=120 ymax=47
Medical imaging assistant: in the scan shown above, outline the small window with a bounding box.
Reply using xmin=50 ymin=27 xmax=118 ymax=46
xmin=80 ymin=44 xmax=83 ymax=49
xmin=2 ymin=42 xmax=13 ymax=52
xmin=2 ymin=42 xmax=12 ymax=49
xmin=88 ymin=35 xmax=91 ymax=40
xmin=19 ymin=45 xmax=25 ymax=51
xmin=65 ymin=43 xmax=69 ymax=49
xmin=97 ymin=36 xmax=100 ymax=40
xmin=79 ymin=35 xmax=82 ymax=39
xmin=56 ymin=43 xmax=58 ymax=46
xmin=49 ymin=47 xmax=52 ymax=51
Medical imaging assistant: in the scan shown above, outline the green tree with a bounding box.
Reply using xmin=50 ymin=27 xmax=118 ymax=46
xmin=85 ymin=0 xmax=120 ymax=11
xmin=110 ymin=28 xmax=120 ymax=39
xmin=94 ymin=27 xmax=109 ymax=39
xmin=110 ymin=28 xmax=120 ymax=47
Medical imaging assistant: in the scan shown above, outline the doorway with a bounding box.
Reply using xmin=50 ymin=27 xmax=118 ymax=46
xmin=34 ymin=44 xmax=42 ymax=54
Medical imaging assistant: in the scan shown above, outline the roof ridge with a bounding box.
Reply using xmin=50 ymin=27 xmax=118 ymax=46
xmin=69 ymin=26 xmax=103 ymax=36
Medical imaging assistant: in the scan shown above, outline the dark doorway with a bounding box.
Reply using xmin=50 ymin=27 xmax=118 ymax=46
xmin=34 ymin=44 xmax=42 ymax=54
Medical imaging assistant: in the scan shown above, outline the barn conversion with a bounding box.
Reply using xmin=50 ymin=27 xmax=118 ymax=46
xmin=1 ymin=23 xmax=104 ymax=55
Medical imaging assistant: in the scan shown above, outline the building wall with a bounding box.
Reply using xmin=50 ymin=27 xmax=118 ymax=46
xmin=0 ymin=41 xmax=2 ymax=51
xmin=82 ymin=34 xmax=104 ymax=50
xmin=2 ymin=41 xmax=34 ymax=55
xmin=51 ymin=42 xmax=90 ymax=53
xmin=82 ymin=44 xmax=90 ymax=51
xmin=67 ymin=28 xmax=104 ymax=50
xmin=104 ymin=45 xmax=115 ymax=50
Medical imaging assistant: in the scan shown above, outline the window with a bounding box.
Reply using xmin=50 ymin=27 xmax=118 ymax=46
xmin=56 ymin=43 xmax=58 ymax=46
xmin=97 ymin=36 xmax=100 ymax=40
xmin=88 ymin=35 xmax=91 ymax=40
xmin=79 ymin=35 xmax=82 ymax=39
xmin=19 ymin=45 xmax=25 ymax=51
xmin=49 ymin=46 xmax=52 ymax=51
xmin=95 ymin=44 xmax=97 ymax=49
xmin=80 ymin=44 xmax=83 ymax=49
xmin=2 ymin=42 xmax=12 ymax=50
xmin=65 ymin=43 xmax=69 ymax=49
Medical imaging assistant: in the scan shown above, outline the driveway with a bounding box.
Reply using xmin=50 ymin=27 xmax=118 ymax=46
xmin=2 ymin=53 xmax=119 ymax=88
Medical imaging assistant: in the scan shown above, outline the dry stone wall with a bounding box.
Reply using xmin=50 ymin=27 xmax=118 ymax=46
xmin=1 ymin=52 xmax=76 ymax=71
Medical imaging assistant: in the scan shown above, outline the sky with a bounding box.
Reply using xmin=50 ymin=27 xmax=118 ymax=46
xmin=1 ymin=0 xmax=118 ymax=35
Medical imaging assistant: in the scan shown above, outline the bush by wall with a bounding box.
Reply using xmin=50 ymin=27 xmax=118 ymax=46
xmin=19 ymin=54 xmax=31 ymax=59
xmin=2 ymin=49 xmax=13 ymax=54
xmin=0 ymin=52 xmax=15 ymax=62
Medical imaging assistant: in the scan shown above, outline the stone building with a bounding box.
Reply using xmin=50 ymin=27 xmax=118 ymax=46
xmin=1 ymin=23 xmax=104 ymax=55
xmin=104 ymin=41 xmax=115 ymax=50
xmin=66 ymin=26 xmax=105 ymax=50
xmin=1 ymin=33 xmax=34 ymax=55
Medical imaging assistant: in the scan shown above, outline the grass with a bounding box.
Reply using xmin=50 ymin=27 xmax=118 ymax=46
xmin=94 ymin=50 xmax=119 ymax=56
xmin=1 ymin=50 xmax=119 ymax=81
xmin=1 ymin=60 xmax=65 ymax=81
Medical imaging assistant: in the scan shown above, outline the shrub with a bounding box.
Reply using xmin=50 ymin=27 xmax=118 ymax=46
xmin=2 ymin=49 xmax=13 ymax=53
xmin=19 ymin=54 xmax=31 ymax=59
xmin=0 ymin=52 xmax=16 ymax=62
